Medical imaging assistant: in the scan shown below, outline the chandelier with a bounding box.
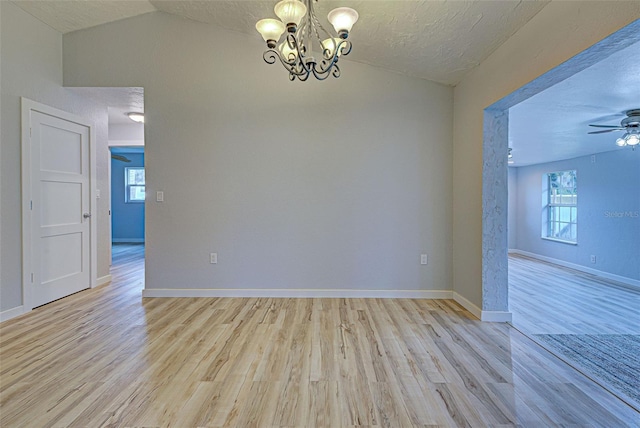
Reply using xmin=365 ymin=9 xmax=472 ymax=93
xmin=255 ymin=0 xmax=359 ymax=81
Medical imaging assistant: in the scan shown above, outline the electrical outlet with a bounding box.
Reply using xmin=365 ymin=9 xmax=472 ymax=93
xmin=210 ymin=253 xmax=217 ymax=264
xmin=420 ymin=254 xmax=428 ymax=265
xmin=590 ymin=255 xmax=596 ymax=264
xmin=591 ymin=155 xmax=596 ymax=163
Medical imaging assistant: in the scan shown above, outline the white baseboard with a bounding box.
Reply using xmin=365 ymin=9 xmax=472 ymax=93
xmin=112 ymin=238 xmax=145 ymax=243
xmin=453 ymin=292 xmax=512 ymax=322
xmin=510 ymin=249 xmax=640 ymax=290
xmin=480 ymin=311 xmax=513 ymax=322
xmin=453 ymin=292 xmax=481 ymax=319
xmin=97 ymin=275 xmax=112 ymax=287
xmin=142 ymin=288 xmax=454 ymax=299
xmin=0 ymin=305 xmax=25 ymax=323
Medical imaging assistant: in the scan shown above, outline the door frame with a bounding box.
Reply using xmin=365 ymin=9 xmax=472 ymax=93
xmin=21 ymin=97 xmax=97 ymax=312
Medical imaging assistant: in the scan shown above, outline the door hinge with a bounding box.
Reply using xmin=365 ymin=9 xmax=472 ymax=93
xmin=30 ymin=200 xmax=33 ymax=210
xmin=30 ymin=128 xmax=32 ymax=137
xmin=31 ymin=273 xmax=34 ymax=283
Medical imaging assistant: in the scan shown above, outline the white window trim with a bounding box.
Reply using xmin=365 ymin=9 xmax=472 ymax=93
xmin=125 ymin=166 xmax=145 ymax=203
xmin=542 ymin=170 xmax=577 ymax=243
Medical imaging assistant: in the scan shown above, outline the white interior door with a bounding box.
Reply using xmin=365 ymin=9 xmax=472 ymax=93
xmin=27 ymin=109 xmax=91 ymax=308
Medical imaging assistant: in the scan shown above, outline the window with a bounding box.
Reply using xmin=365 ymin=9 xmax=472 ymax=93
xmin=544 ymin=170 xmax=577 ymax=243
xmin=125 ymin=167 xmax=145 ymax=203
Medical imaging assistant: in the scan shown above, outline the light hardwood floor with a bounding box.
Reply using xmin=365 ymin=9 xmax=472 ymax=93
xmin=1 ymin=245 xmax=638 ymax=427
xmin=509 ymin=253 xmax=640 ymax=335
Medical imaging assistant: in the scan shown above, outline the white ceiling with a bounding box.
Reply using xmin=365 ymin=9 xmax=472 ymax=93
xmin=13 ymin=0 xmax=549 ymax=86
xmin=68 ymin=87 xmax=145 ymax=124
xmin=509 ymin=40 xmax=640 ymax=167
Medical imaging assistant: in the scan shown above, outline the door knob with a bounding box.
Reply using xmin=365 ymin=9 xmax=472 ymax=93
xmin=83 ymin=213 xmax=91 ymax=219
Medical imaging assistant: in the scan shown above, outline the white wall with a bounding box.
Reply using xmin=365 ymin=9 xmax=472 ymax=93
xmin=453 ymin=4 xmax=640 ymax=309
xmin=0 ymin=2 xmax=111 ymax=313
xmin=109 ymin=122 xmax=144 ymax=146
xmin=510 ymin=150 xmax=639 ymax=281
xmin=63 ymin=11 xmax=454 ymax=295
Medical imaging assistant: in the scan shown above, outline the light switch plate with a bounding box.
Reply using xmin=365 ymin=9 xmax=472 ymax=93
xmin=156 ymin=191 xmax=164 ymax=202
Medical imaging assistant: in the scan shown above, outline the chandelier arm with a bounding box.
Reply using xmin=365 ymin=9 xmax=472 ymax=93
xmin=310 ymin=66 xmax=331 ymax=81
xmin=285 ymin=34 xmax=304 ymax=66
xmin=263 ymin=48 xmax=307 ymax=78
xmin=332 ymin=63 xmax=341 ymax=78
xmin=262 ymin=50 xmax=280 ymax=65
xmin=315 ymin=55 xmax=337 ymax=76
xmin=297 ymin=70 xmax=311 ymax=81
xmin=296 ymin=19 xmax=308 ymax=58
xmin=337 ymin=39 xmax=352 ymax=56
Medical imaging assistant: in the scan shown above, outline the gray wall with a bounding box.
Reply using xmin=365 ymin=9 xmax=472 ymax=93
xmin=111 ymin=153 xmax=145 ymax=242
xmin=508 ymin=167 xmax=518 ymax=249
xmin=0 ymin=2 xmax=111 ymax=312
xmin=63 ymin=12 xmax=454 ymax=293
xmin=509 ymin=149 xmax=639 ymax=281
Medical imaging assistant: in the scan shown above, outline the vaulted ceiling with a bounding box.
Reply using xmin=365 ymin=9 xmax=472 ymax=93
xmin=12 ymin=0 xmax=549 ymax=86
xmin=13 ymin=1 xmax=639 ymax=166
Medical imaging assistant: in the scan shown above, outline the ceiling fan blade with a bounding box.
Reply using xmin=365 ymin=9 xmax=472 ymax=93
xmin=588 ymin=129 xmax=623 ymax=134
xmin=588 ymin=124 xmax=623 ymax=128
xmin=111 ymin=154 xmax=131 ymax=162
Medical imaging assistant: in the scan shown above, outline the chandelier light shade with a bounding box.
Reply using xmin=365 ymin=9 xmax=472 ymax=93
xmin=274 ymin=0 xmax=307 ymax=27
xmin=256 ymin=19 xmax=286 ymax=47
xmin=256 ymin=0 xmax=358 ymax=81
xmin=327 ymin=7 xmax=359 ymax=35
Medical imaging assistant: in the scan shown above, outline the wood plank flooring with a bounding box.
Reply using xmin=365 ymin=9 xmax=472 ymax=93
xmin=509 ymin=253 xmax=640 ymax=335
xmin=1 ymin=246 xmax=638 ymax=427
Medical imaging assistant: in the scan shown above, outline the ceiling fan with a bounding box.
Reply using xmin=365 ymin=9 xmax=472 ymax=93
xmin=588 ymin=109 xmax=640 ymax=148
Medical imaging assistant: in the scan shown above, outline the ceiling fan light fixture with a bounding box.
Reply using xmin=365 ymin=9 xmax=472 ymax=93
xmin=127 ymin=112 xmax=145 ymax=123
xmin=626 ymin=133 xmax=640 ymax=146
xmin=589 ymin=109 xmax=640 ymax=150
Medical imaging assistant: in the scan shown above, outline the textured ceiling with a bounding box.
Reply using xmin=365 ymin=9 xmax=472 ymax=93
xmin=509 ymin=40 xmax=640 ymax=167
xmin=68 ymin=87 xmax=145 ymax=124
xmin=12 ymin=0 xmax=156 ymax=34
xmin=12 ymin=0 xmax=549 ymax=85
